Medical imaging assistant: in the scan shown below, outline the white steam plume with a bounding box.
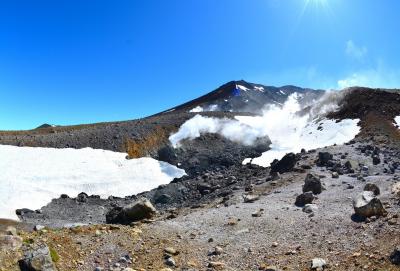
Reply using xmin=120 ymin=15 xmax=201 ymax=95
xmin=169 ymin=91 xmax=360 ymax=166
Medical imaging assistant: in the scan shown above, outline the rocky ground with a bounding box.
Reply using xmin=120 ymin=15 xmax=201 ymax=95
xmin=1 ymin=87 xmax=400 ymax=270
xmin=2 ymin=139 xmax=400 ymax=270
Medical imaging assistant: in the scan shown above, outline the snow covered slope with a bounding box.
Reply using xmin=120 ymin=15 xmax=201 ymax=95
xmin=0 ymin=145 xmax=185 ymax=220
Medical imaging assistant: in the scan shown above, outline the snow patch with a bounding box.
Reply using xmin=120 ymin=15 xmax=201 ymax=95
xmin=237 ymin=85 xmax=249 ymax=92
xmin=395 ymin=116 xmax=400 ymax=127
xmin=0 ymin=146 xmax=185 ymax=220
xmin=254 ymin=86 xmax=265 ymax=92
xmin=242 ymin=118 xmax=360 ymax=167
xmin=190 ymin=106 xmax=203 ymax=113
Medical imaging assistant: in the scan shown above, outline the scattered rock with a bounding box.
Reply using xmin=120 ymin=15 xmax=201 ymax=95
xmin=295 ymin=192 xmax=314 ymax=207
xmin=19 ymin=245 xmax=58 ymax=271
xmin=303 ymin=174 xmax=324 ymax=194
xmin=353 ymin=191 xmax=387 ymax=218
xmin=208 ymin=261 xmax=225 ymax=269
xmin=164 ymin=247 xmax=179 ymax=256
xmin=251 ymin=209 xmax=263 ymax=217
xmin=331 ymin=172 xmax=339 ymax=179
xmin=106 ymin=199 xmax=157 ymax=224
xmin=364 ymin=183 xmax=380 ymax=196
xmin=317 ymin=152 xmax=333 ymax=166
xmin=76 ymin=192 xmax=88 ymax=203
xmin=372 ymin=155 xmax=381 ymax=165
xmin=302 ymin=204 xmax=318 ymax=213
xmin=270 ymin=152 xmax=298 ymax=174
xmin=213 ymin=246 xmax=223 ymax=255
xmin=310 ymin=258 xmax=327 ymax=270
xmin=243 ymin=194 xmax=260 ymax=203
xmin=165 ymin=257 xmax=176 ymax=267
xmin=392 ymin=182 xmax=400 ymax=197
xmin=389 ymin=247 xmax=400 ymax=265
xmin=34 ymin=225 xmax=45 ymax=231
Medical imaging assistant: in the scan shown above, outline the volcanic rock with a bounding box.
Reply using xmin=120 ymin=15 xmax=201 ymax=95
xmin=310 ymin=258 xmax=327 ymax=270
xmin=106 ymin=199 xmax=157 ymax=224
xmin=364 ymin=183 xmax=380 ymax=196
xmin=353 ymin=191 xmax=386 ymax=218
xmin=390 ymin=247 xmax=400 ymax=265
xmin=18 ymin=245 xmax=57 ymax=271
xmin=295 ymin=192 xmax=314 ymax=207
xmin=317 ymin=152 xmax=333 ymax=166
xmin=270 ymin=153 xmax=298 ymax=174
xmin=303 ymin=174 xmax=324 ymax=194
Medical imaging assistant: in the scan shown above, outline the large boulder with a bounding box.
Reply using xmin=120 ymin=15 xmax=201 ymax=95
xmin=353 ymin=191 xmax=386 ymax=218
xmin=19 ymin=245 xmax=57 ymax=271
xmin=317 ymin=152 xmax=333 ymax=166
xmin=303 ymin=174 xmax=324 ymax=195
xmin=106 ymin=199 xmax=157 ymax=224
xmin=157 ymin=145 xmax=178 ymax=165
xmin=270 ymin=153 xmax=298 ymax=174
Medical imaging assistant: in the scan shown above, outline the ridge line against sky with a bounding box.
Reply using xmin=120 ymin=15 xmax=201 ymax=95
xmin=0 ymin=0 xmax=399 ymax=130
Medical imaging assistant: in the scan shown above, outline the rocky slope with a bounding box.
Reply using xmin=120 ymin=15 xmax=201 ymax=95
xmin=1 ymin=85 xmax=400 ymax=270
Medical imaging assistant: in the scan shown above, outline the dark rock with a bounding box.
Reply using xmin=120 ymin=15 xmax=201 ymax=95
xmin=270 ymin=153 xmax=298 ymax=174
xmin=18 ymin=245 xmax=57 ymax=271
xmin=303 ymin=174 xmax=324 ymax=194
xmin=317 ymin=152 xmax=333 ymax=166
xmin=295 ymin=192 xmax=314 ymax=207
xmin=390 ymin=247 xmax=400 ymax=265
xmin=157 ymin=145 xmax=178 ymax=165
xmin=15 ymin=208 xmax=34 ymax=216
xmin=106 ymin=199 xmax=157 ymax=224
xmin=197 ymin=182 xmax=213 ymax=195
xmin=154 ymin=193 xmax=172 ymax=204
xmin=353 ymin=191 xmax=386 ymax=218
xmin=364 ymin=183 xmax=380 ymax=196
xmin=76 ymin=192 xmax=88 ymax=203
xmin=372 ymin=155 xmax=381 ymax=165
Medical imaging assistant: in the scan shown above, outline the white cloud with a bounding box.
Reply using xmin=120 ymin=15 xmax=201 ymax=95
xmin=345 ymin=40 xmax=367 ymax=61
xmin=337 ymin=64 xmax=400 ymax=89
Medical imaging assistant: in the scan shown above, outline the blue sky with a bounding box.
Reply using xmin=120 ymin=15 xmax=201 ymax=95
xmin=1 ymin=0 xmax=399 ymax=130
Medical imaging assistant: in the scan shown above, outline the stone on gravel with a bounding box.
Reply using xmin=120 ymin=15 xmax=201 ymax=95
xmin=165 ymin=257 xmax=176 ymax=267
xmin=106 ymin=199 xmax=157 ymax=224
xmin=353 ymin=191 xmax=386 ymax=218
xmin=208 ymin=261 xmax=225 ymax=269
xmin=18 ymin=245 xmax=57 ymax=271
xmin=392 ymin=182 xmax=400 ymax=197
xmin=317 ymin=152 xmax=333 ymax=166
xmin=302 ymin=204 xmax=318 ymax=213
xmin=310 ymin=258 xmax=326 ymax=270
xmin=331 ymin=172 xmax=339 ymax=179
xmin=164 ymin=247 xmax=179 ymax=255
xmin=364 ymin=183 xmax=380 ymax=196
xmin=389 ymin=247 xmax=400 ymax=265
xmin=303 ymin=174 xmax=324 ymax=194
xmin=372 ymin=155 xmax=381 ymax=165
xmin=0 ymin=234 xmax=23 ymax=251
xmin=295 ymin=192 xmax=314 ymax=207
xmin=270 ymin=152 xmax=297 ymax=174
xmin=243 ymin=194 xmax=260 ymax=203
